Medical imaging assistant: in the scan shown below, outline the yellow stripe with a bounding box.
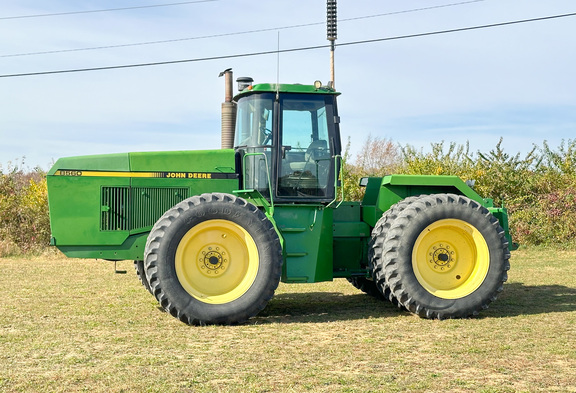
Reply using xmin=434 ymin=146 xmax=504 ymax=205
xmin=54 ymin=170 xmax=160 ymax=178
xmin=53 ymin=170 xmax=234 ymax=179
xmin=82 ymin=171 xmax=159 ymax=178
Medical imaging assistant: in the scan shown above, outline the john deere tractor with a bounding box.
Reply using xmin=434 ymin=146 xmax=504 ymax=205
xmin=47 ymin=71 xmax=512 ymax=325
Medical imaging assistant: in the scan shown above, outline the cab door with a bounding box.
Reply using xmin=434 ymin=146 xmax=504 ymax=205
xmin=276 ymin=94 xmax=340 ymax=202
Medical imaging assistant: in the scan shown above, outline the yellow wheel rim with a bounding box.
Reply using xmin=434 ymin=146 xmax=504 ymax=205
xmin=175 ymin=219 xmax=259 ymax=304
xmin=412 ymin=219 xmax=489 ymax=299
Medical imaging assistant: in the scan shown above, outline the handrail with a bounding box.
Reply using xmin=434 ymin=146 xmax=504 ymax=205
xmin=326 ymin=155 xmax=344 ymax=208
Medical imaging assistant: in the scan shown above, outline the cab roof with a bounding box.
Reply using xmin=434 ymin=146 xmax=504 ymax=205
xmin=234 ymin=83 xmax=340 ymax=100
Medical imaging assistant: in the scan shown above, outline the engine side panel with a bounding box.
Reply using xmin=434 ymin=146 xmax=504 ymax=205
xmin=47 ymin=149 xmax=238 ymax=259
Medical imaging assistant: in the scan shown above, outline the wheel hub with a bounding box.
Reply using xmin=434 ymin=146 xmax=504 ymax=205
xmin=198 ymin=245 xmax=229 ymax=276
xmin=428 ymin=243 xmax=457 ymax=272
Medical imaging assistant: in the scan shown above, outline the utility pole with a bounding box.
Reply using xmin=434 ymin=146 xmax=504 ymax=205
xmin=327 ymin=0 xmax=337 ymax=88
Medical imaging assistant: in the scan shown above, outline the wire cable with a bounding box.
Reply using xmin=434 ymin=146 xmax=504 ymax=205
xmin=0 ymin=1 xmax=218 ymax=21
xmin=1 ymin=11 xmax=575 ymax=79
xmin=1 ymin=0 xmax=485 ymax=58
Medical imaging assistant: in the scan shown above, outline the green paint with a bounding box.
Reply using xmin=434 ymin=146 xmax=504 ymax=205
xmin=274 ymin=205 xmax=333 ymax=283
xmin=47 ymin=82 xmax=514 ymax=284
xmin=235 ymin=83 xmax=340 ymax=100
xmin=48 ymin=149 xmax=238 ymax=258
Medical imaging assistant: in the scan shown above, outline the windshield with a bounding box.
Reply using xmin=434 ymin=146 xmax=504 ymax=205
xmin=234 ymin=93 xmax=274 ymax=148
xmin=235 ymin=93 xmax=275 ymax=197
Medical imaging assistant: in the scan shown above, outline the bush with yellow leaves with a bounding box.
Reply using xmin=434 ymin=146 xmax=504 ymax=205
xmin=0 ymin=160 xmax=50 ymax=256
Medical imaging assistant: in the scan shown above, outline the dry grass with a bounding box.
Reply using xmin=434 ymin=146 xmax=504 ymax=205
xmin=1 ymin=249 xmax=575 ymax=392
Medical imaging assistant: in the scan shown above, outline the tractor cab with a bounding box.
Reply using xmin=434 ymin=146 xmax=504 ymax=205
xmin=234 ymin=82 xmax=342 ymax=203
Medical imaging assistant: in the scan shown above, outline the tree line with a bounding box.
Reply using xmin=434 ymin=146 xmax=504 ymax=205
xmin=1 ymin=138 xmax=575 ymax=256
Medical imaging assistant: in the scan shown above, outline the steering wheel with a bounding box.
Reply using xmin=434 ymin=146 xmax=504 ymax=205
xmin=262 ymin=128 xmax=272 ymax=145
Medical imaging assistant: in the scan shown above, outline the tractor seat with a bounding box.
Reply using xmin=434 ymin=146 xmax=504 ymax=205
xmin=289 ymin=139 xmax=329 ymax=171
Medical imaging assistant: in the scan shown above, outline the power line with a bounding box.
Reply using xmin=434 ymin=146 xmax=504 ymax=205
xmin=1 ymin=11 xmax=575 ymax=79
xmin=337 ymin=11 xmax=576 ymax=48
xmin=1 ymin=0 xmax=485 ymax=58
xmin=0 ymin=23 xmax=320 ymax=58
xmin=342 ymin=0 xmax=485 ymax=22
xmin=0 ymin=1 xmax=218 ymax=20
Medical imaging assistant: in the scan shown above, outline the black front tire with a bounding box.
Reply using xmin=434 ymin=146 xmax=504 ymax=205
xmin=144 ymin=193 xmax=283 ymax=325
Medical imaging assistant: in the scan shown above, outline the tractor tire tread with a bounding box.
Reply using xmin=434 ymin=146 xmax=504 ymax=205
xmin=144 ymin=192 xmax=282 ymax=325
xmin=369 ymin=196 xmax=424 ymax=307
xmin=380 ymin=193 xmax=510 ymax=319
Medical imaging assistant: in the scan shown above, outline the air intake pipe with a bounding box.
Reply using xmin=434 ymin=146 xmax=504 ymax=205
xmin=219 ymin=68 xmax=236 ymax=149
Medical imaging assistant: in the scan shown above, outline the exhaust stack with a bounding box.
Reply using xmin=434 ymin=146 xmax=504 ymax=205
xmin=219 ymin=68 xmax=236 ymax=149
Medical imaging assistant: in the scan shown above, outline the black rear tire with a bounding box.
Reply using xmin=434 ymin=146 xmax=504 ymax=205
xmin=369 ymin=196 xmax=423 ymax=307
xmin=347 ymin=277 xmax=385 ymax=300
xmin=374 ymin=194 xmax=510 ymax=319
xmin=134 ymin=260 xmax=153 ymax=295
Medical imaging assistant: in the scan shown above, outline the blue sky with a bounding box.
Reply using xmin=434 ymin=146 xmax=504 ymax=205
xmin=1 ymin=0 xmax=575 ymax=170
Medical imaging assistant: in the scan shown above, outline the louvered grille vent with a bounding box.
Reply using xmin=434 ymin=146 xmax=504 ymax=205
xmin=101 ymin=187 xmax=129 ymax=231
xmin=101 ymin=187 xmax=188 ymax=231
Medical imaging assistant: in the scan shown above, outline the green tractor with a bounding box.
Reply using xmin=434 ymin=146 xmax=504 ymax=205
xmin=47 ymin=71 xmax=512 ymax=325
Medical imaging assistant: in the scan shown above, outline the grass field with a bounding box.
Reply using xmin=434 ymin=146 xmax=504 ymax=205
xmin=1 ymin=249 xmax=575 ymax=392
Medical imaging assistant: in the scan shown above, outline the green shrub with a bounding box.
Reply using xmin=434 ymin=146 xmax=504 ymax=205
xmin=0 ymin=160 xmax=50 ymax=256
xmin=345 ymin=137 xmax=576 ymax=248
xmin=511 ymin=172 xmax=576 ymax=247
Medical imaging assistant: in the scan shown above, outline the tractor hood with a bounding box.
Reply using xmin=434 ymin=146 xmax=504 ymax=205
xmin=48 ymin=149 xmax=237 ymax=176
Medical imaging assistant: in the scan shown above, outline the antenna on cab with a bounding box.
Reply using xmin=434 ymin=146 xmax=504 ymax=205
xmin=276 ymin=31 xmax=281 ymax=100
